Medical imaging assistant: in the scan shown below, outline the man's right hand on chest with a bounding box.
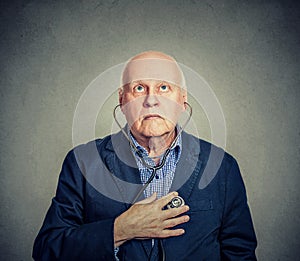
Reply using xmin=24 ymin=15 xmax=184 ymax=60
xmin=113 ymin=191 xmax=190 ymax=247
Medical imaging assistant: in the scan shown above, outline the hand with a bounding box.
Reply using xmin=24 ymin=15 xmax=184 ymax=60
xmin=114 ymin=192 xmax=190 ymax=247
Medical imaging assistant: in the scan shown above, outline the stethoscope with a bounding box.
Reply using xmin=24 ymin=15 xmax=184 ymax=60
xmin=113 ymin=102 xmax=193 ymax=260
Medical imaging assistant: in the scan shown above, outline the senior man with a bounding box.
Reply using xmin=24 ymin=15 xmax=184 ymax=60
xmin=33 ymin=51 xmax=257 ymax=260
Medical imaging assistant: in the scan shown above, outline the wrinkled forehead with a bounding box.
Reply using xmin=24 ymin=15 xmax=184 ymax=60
xmin=122 ymin=58 xmax=185 ymax=88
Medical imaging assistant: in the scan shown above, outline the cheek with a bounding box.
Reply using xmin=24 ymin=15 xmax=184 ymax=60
xmin=121 ymin=99 xmax=143 ymax=125
xmin=158 ymin=97 xmax=185 ymax=124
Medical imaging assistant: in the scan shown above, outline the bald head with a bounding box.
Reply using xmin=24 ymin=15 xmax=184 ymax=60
xmin=121 ymin=51 xmax=185 ymax=88
xmin=129 ymin=50 xmax=176 ymax=61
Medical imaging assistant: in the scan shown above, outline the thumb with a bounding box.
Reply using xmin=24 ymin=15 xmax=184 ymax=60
xmin=135 ymin=192 xmax=157 ymax=205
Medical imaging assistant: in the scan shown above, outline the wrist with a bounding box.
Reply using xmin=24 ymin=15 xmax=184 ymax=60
xmin=114 ymin=216 xmax=130 ymax=247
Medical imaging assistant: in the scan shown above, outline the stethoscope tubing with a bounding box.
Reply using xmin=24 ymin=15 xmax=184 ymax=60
xmin=113 ymin=102 xmax=192 ymax=203
xmin=112 ymin=102 xmax=192 ymax=261
xmin=113 ymin=102 xmax=192 ymax=166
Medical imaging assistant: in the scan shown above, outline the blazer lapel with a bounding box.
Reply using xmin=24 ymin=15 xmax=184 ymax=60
xmin=104 ymin=131 xmax=145 ymax=205
xmin=170 ymin=132 xmax=202 ymax=200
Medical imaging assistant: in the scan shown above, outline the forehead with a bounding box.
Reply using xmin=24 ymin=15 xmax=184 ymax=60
xmin=122 ymin=58 xmax=184 ymax=87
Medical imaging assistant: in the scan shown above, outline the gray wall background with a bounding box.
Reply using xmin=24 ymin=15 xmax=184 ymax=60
xmin=1 ymin=0 xmax=299 ymax=260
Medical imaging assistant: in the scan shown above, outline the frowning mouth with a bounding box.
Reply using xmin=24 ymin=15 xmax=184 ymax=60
xmin=143 ymin=114 xmax=163 ymax=120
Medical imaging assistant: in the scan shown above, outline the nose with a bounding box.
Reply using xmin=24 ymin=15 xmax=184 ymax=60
xmin=143 ymin=94 xmax=159 ymax=108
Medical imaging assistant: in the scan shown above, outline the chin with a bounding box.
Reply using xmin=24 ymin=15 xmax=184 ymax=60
xmin=141 ymin=124 xmax=174 ymax=138
xmin=142 ymin=129 xmax=168 ymax=137
xmin=130 ymin=119 xmax=175 ymax=137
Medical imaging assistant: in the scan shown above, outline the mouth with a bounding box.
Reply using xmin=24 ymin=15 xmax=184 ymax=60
xmin=143 ymin=114 xmax=163 ymax=120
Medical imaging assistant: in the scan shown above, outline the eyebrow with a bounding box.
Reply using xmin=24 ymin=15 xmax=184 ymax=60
xmin=130 ymin=80 xmax=172 ymax=86
xmin=130 ymin=80 xmax=145 ymax=85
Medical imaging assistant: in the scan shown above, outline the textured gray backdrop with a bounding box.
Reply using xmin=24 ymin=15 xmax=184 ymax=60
xmin=1 ymin=0 xmax=299 ymax=260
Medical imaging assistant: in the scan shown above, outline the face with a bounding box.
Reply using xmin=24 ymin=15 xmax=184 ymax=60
xmin=119 ymin=58 xmax=187 ymax=139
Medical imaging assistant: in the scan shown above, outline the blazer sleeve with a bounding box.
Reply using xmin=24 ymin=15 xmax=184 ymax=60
xmin=219 ymin=157 xmax=257 ymax=260
xmin=32 ymin=150 xmax=116 ymax=261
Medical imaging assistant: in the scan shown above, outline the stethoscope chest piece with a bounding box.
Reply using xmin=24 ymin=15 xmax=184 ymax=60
xmin=166 ymin=196 xmax=185 ymax=209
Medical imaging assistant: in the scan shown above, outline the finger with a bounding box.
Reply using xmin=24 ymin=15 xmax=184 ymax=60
xmin=163 ymin=215 xmax=190 ymax=228
xmin=156 ymin=191 xmax=178 ymax=208
xmin=162 ymin=205 xmax=190 ymax=219
xmin=135 ymin=192 xmax=157 ymax=205
xmin=157 ymin=228 xmax=185 ymax=238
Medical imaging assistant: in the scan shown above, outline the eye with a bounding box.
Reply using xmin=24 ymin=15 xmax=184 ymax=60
xmin=159 ymin=85 xmax=169 ymax=92
xmin=134 ymin=85 xmax=145 ymax=93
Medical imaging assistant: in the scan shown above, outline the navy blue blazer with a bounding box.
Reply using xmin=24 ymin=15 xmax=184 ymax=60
xmin=33 ymin=131 xmax=257 ymax=260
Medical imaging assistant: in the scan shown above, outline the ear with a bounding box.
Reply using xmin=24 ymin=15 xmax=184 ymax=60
xmin=182 ymin=89 xmax=188 ymax=109
xmin=118 ymin=87 xmax=125 ymax=113
xmin=118 ymin=87 xmax=123 ymax=106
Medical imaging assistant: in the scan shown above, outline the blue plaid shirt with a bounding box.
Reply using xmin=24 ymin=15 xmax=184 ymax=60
xmin=129 ymin=132 xmax=182 ymax=199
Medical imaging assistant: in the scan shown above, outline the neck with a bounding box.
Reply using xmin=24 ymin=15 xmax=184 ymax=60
xmin=132 ymin=129 xmax=176 ymax=159
xmin=147 ymin=134 xmax=173 ymax=158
